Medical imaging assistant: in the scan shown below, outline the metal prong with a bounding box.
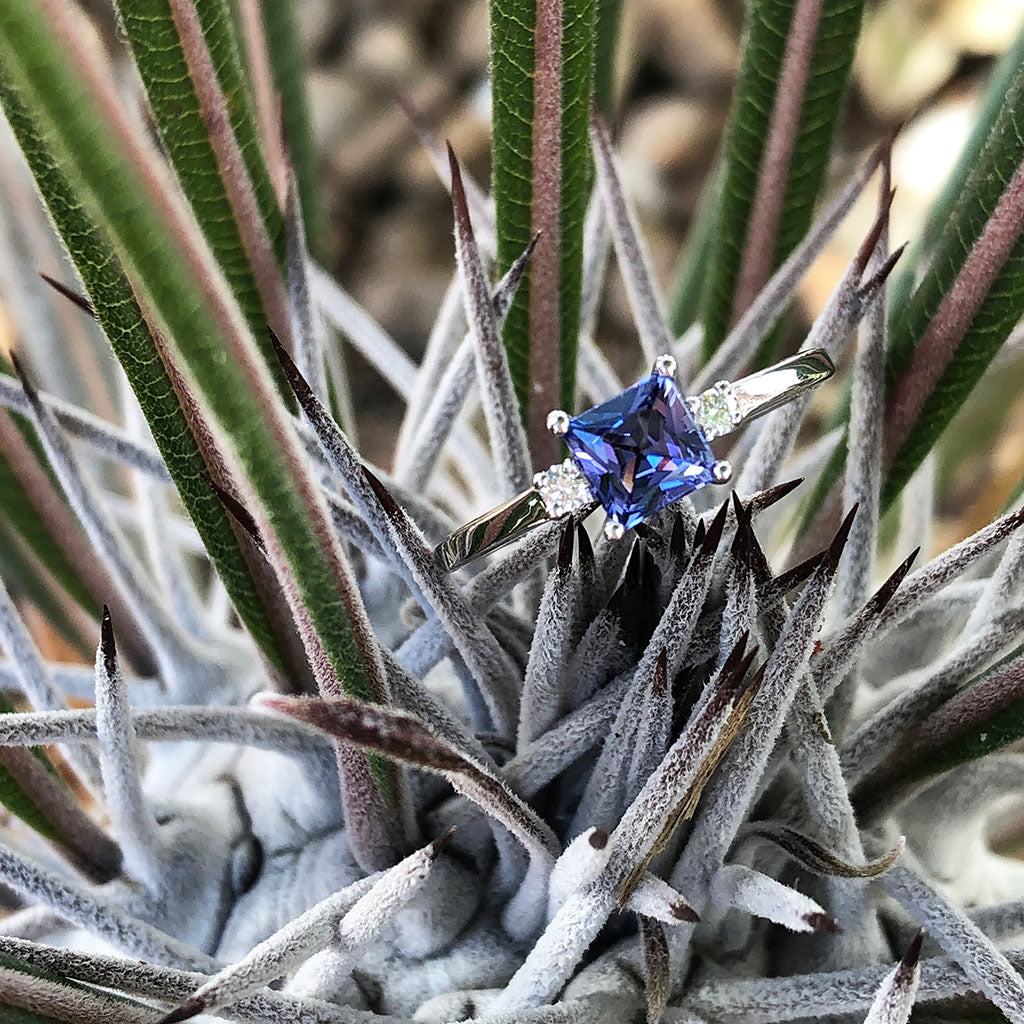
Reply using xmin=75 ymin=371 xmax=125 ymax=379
xmin=604 ymin=518 xmax=626 ymax=541
xmin=547 ymin=409 xmax=571 ymax=436
xmin=653 ymin=353 xmax=677 ymax=377
xmin=712 ymin=460 xmax=732 ymax=484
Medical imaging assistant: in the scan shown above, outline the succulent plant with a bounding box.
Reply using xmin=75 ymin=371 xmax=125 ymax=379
xmin=0 ymin=1 xmax=1024 ymax=1023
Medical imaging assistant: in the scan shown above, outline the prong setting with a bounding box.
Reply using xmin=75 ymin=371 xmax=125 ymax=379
xmin=712 ymin=460 xmax=732 ymax=484
xmin=547 ymin=409 xmax=571 ymax=436
xmin=653 ymin=353 xmax=677 ymax=378
xmin=603 ymin=518 xmax=626 ymax=541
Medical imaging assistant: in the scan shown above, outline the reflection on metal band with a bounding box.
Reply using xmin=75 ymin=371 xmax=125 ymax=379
xmin=435 ymin=488 xmax=595 ymax=571
xmin=729 ymin=349 xmax=834 ymax=426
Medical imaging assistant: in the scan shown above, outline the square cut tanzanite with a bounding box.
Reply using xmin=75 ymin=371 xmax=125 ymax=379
xmin=563 ymin=373 xmax=717 ymax=530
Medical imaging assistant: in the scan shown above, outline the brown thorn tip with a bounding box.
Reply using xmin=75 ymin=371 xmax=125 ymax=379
xmin=589 ymin=828 xmax=609 ymax=850
xmin=38 ymin=272 xmax=97 ymax=319
xmin=824 ymin=503 xmax=858 ymax=572
xmin=445 ymin=141 xmax=463 ymax=195
xmin=703 ymin=499 xmax=730 ymax=555
xmin=558 ymin=519 xmax=575 ymax=572
xmin=692 ymin=519 xmax=706 ymax=550
xmin=576 ymin=521 xmax=594 ymax=566
xmin=805 ymin=912 xmax=842 ymax=934
xmin=429 ymin=825 xmax=457 ymax=858
xmin=360 ymin=464 xmax=403 ymax=521
xmin=672 ymin=901 xmax=700 ymax=922
xmin=157 ymin=999 xmax=205 ymax=1024
xmin=901 ymin=928 xmax=925 ymax=970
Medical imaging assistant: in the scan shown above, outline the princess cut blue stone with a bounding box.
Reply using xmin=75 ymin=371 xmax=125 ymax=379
xmin=563 ymin=373 xmax=717 ymax=530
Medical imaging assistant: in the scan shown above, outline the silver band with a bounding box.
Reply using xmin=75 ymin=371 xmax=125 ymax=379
xmin=436 ymin=349 xmax=834 ymax=571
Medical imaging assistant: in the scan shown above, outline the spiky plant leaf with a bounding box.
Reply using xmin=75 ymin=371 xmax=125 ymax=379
xmin=807 ymin=53 xmax=1024 ymax=518
xmin=0 ymin=413 xmax=96 ymax=625
xmin=2 ymin=3 xmax=1024 ymax=1023
xmin=0 ymin=73 xmax=292 ymax=675
xmin=489 ymin=0 xmax=597 ymax=448
xmin=889 ymin=21 xmax=1024 ymax=312
xmin=112 ymin=0 xmax=288 ymax=385
xmin=592 ymin=0 xmax=623 ymax=116
xmin=700 ymin=0 xmax=866 ymax=360
xmin=882 ymin=68 xmax=1024 ymax=507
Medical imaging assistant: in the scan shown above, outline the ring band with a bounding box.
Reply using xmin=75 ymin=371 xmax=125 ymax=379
xmin=436 ymin=349 xmax=834 ymax=571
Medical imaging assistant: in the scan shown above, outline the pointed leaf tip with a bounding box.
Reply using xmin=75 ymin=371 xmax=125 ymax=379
xmin=360 ymin=464 xmax=404 ymax=522
xmin=756 ymin=477 xmax=805 ymax=511
xmin=824 ymin=503 xmax=859 ymax=573
xmin=38 ymin=272 xmax=97 ymax=319
xmin=670 ymin=513 xmax=687 ymax=558
xmin=446 ymin=141 xmax=467 ymax=210
xmin=861 ymin=242 xmax=907 ymax=297
xmin=157 ymin=999 xmax=205 ymax=1024
xmin=901 ymin=928 xmax=925 ymax=971
xmin=428 ymin=825 xmax=457 ymax=859
xmin=99 ymin=604 xmax=117 ymax=675
xmin=868 ymin=545 xmax=920 ymax=615
xmin=692 ymin=519 xmax=707 ymax=550
xmin=267 ymin=323 xmax=316 ymax=407
xmin=576 ymin=521 xmax=594 ymax=568
xmin=558 ymin=519 xmax=576 ymax=572
xmin=702 ymin=500 xmax=730 ymax=556
xmin=804 ymin=911 xmax=843 ymax=933
xmin=672 ymin=900 xmax=700 ymax=922
xmin=202 ymin=474 xmax=266 ymax=554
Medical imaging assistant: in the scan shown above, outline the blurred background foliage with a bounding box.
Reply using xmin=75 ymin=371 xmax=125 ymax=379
xmin=7 ymin=0 xmax=1024 ymax=552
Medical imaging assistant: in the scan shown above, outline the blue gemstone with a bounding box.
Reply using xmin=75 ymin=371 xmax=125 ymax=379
xmin=564 ymin=373 xmax=716 ymax=530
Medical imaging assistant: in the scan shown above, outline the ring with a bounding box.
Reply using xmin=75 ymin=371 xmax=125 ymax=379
xmin=436 ymin=349 xmax=835 ymax=571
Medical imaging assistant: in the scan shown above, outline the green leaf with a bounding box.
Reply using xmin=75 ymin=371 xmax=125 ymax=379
xmin=593 ymin=0 xmax=623 ymax=116
xmin=490 ymin=0 xmax=597 ymax=429
xmin=889 ymin=22 xmax=1024 ymax=315
xmin=800 ymin=34 xmax=1024 ymax=527
xmin=113 ymin=0 xmax=287 ymax=387
xmin=882 ymin=70 xmax=1024 ymax=509
xmin=0 ymin=688 xmax=97 ymax=864
xmin=0 ymin=694 xmax=65 ymax=846
xmin=0 ymin=521 xmax=91 ymax=656
xmin=0 ymin=0 xmax=380 ymax=702
xmin=0 ymin=432 xmax=96 ymax=621
xmin=0 ymin=0 xmax=404 ymax=852
xmin=0 ymin=69 xmax=291 ymax=675
xmin=257 ymin=0 xmax=322 ymax=251
xmin=700 ymin=0 xmax=865 ymax=361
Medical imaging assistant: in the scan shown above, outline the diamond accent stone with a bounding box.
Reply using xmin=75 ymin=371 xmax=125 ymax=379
xmin=534 ymin=459 xmax=594 ymax=517
xmin=563 ymin=372 xmax=718 ymax=530
xmin=687 ymin=383 xmax=740 ymax=441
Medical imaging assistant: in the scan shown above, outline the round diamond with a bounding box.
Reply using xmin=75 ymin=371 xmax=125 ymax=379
xmin=534 ymin=460 xmax=594 ymax=517
xmin=687 ymin=384 xmax=739 ymax=441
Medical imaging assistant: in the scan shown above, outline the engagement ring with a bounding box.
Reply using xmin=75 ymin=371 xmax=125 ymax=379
xmin=436 ymin=349 xmax=835 ymax=571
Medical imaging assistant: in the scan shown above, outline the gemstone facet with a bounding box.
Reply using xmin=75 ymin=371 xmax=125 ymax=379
xmin=564 ymin=373 xmax=718 ymax=530
xmin=534 ymin=459 xmax=595 ymax=517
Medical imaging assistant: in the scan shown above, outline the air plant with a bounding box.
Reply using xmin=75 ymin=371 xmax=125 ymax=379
xmin=0 ymin=1 xmax=1022 ymax=1023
